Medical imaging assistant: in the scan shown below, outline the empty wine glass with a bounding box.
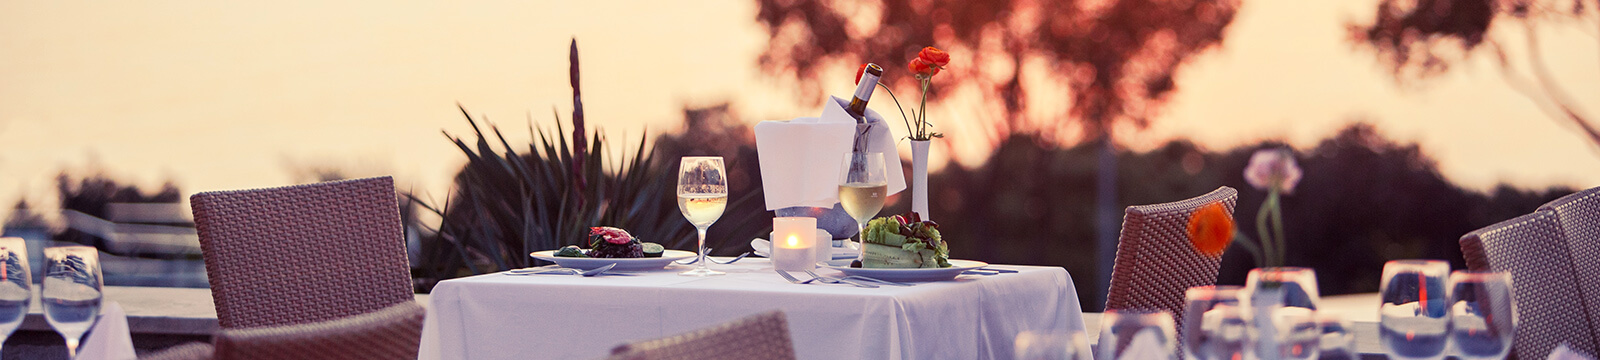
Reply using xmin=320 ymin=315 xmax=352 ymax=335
xmin=1014 ymin=330 xmax=1092 ymax=360
xmin=1097 ymin=309 xmax=1178 ymax=360
xmin=1316 ymin=314 xmax=1356 ymax=360
xmin=1449 ymin=270 xmax=1516 ymax=360
xmin=42 ymin=246 xmax=102 ymax=358
xmin=1244 ymin=267 xmax=1321 ymax=360
xmin=1379 ymin=260 xmax=1450 ymax=360
xmin=838 ymin=151 xmax=888 ymax=263
xmin=1184 ymin=285 xmax=1247 ymax=360
xmin=678 ymin=156 xmax=729 ymax=277
xmin=0 ymin=238 xmax=31 ymax=355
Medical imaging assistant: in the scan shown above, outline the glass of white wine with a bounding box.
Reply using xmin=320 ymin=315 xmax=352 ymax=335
xmin=838 ymin=151 xmax=888 ymax=264
xmin=678 ymin=156 xmax=729 ymax=277
xmin=42 ymin=246 xmax=102 ymax=358
xmin=0 ymin=238 xmax=31 ymax=355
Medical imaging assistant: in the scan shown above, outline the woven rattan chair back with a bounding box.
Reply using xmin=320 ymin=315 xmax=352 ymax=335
xmin=191 ymin=176 xmax=413 ymax=329
xmin=211 ymin=300 xmax=426 ymax=360
xmin=1539 ymin=186 xmax=1600 ymax=337
xmin=606 ymin=310 xmax=797 ymax=360
xmin=1104 ymin=186 xmax=1237 ymax=354
xmin=1460 ymin=210 xmax=1599 ymax=359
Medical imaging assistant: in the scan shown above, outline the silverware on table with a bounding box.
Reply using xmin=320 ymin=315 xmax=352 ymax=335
xmin=802 ymin=270 xmax=878 ymax=288
xmin=508 ymin=263 xmax=619 ymax=277
xmin=839 ymin=275 xmax=914 ymax=287
xmin=675 ymin=248 xmax=752 ymax=265
xmin=775 ymin=270 xmax=816 ymax=284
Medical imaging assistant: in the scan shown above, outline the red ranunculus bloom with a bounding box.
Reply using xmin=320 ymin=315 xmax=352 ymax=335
xmin=1186 ymin=202 xmax=1233 ymax=257
xmin=908 ymin=58 xmax=938 ymax=77
xmin=918 ymin=46 xmax=949 ymax=67
xmin=855 ymin=63 xmax=868 ymax=84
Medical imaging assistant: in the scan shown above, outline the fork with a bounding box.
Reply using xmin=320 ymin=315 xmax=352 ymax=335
xmin=775 ymin=270 xmax=816 ymax=284
xmin=510 ymin=263 xmax=618 ymax=277
xmin=802 ymin=270 xmax=878 ymax=288
xmin=839 ymin=275 xmax=914 ymax=287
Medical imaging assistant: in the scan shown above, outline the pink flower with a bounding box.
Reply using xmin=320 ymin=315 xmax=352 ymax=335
xmin=1244 ymin=148 xmax=1302 ymax=194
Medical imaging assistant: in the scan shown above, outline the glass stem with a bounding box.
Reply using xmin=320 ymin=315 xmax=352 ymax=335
xmin=696 ymin=227 xmax=709 ymax=271
xmin=65 ymin=336 xmax=78 ymax=358
xmin=856 ymin=224 xmax=867 ymax=262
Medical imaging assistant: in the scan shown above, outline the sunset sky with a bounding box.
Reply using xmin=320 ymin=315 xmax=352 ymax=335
xmin=1 ymin=0 xmax=1597 ymax=222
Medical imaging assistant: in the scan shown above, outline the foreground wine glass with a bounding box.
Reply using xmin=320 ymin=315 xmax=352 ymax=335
xmin=43 ymin=246 xmax=102 ymax=358
xmin=1097 ymin=309 xmax=1178 ymax=360
xmin=1316 ymin=314 xmax=1357 ymax=360
xmin=1244 ymin=267 xmax=1321 ymax=360
xmin=1379 ymin=260 xmax=1450 ymax=360
xmin=838 ymin=151 xmax=888 ymax=263
xmin=678 ymin=157 xmax=729 ymax=277
xmin=1014 ymin=330 xmax=1093 ymax=360
xmin=1449 ymin=270 xmax=1516 ymax=360
xmin=0 ymin=238 xmax=31 ymax=355
xmin=1184 ymin=285 xmax=1247 ymax=360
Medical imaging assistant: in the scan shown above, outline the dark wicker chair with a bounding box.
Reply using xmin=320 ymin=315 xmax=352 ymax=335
xmin=208 ymin=300 xmax=426 ymax=360
xmin=605 ymin=310 xmax=797 ymax=360
xmin=1460 ymin=210 xmax=1599 ymax=359
xmin=1104 ymin=186 xmax=1238 ymax=354
xmin=190 ymin=176 xmax=414 ymax=329
xmin=1538 ymin=186 xmax=1600 ymax=337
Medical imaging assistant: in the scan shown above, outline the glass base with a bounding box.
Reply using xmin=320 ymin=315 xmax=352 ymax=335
xmin=679 ymin=267 xmax=726 ymax=277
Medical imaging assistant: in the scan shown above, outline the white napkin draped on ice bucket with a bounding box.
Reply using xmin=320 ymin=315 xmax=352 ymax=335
xmin=755 ymin=96 xmax=907 ymax=210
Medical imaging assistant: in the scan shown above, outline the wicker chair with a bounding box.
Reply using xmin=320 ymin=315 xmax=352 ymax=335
xmin=1538 ymin=186 xmax=1600 ymax=337
xmin=605 ymin=310 xmax=797 ymax=360
xmin=1103 ymin=186 xmax=1238 ymax=352
xmin=1459 ymin=210 xmax=1599 ymax=359
xmin=190 ymin=176 xmax=414 ymax=329
xmin=139 ymin=342 xmax=216 ymax=360
xmin=209 ymin=300 xmax=426 ymax=360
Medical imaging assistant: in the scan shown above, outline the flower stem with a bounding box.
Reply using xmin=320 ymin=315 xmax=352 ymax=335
xmin=1255 ymin=194 xmax=1275 ymax=267
xmin=918 ymin=79 xmax=931 ymax=140
xmin=1231 ymin=231 xmax=1265 ymax=267
xmin=1269 ymin=190 xmax=1286 ymax=267
xmin=876 ymin=83 xmax=916 ymax=141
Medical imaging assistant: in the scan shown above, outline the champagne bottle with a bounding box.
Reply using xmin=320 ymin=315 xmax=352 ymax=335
xmin=847 ymin=63 xmax=883 ymax=124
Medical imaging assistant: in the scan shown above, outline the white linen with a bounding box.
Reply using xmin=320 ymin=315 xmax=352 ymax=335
xmin=77 ymin=301 xmax=136 ymax=360
xmin=754 ymin=96 xmax=908 ymax=210
xmin=419 ymin=259 xmax=1083 ymax=360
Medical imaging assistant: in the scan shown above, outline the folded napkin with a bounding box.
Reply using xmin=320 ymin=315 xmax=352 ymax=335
xmin=750 ymin=238 xmax=857 ymax=260
xmin=78 ymin=301 xmax=136 ymax=360
xmin=755 ymin=96 xmax=907 ymax=210
xmin=1550 ymin=345 xmax=1597 ymax=360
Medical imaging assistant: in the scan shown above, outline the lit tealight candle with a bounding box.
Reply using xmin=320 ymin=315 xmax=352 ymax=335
xmin=772 ymin=217 xmax=817 ymax=271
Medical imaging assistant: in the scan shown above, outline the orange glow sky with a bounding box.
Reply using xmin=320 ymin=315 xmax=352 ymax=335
xmin=1 ymin=1 xmax=1597 ymax=221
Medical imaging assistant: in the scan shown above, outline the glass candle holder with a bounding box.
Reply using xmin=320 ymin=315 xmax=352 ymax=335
xmin=771 ymin=217 xmax=817 ymax=271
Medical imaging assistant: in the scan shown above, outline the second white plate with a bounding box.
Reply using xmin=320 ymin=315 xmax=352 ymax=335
xmin=824 ymin=259 xmax=988 ymax=282
xmin=530 ymin=249 xmax=696 ymax=271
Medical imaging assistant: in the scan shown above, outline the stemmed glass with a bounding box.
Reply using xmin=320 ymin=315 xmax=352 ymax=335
xmin=678 ymin=156 xmax=729 ymax=277
xmin=1183 ymin=285 xmax=1247 ymax=360
xmin=838 ymin=151 xmax=888 ymax=263
xmin=1448 ymin=270 xmax=1516 ymax=360
xmin=1244 ymin=267 xmax=1321 ymax=360
xmin=1379 ymin=260 xmax=1451 ymax=360
xmin=0 ymin=238 xmax=31 ymax=355
xmin=1097 ymin=309 xmax=1178 ymax=360
xmin=42 ymin=246 xmax=103 ymax=358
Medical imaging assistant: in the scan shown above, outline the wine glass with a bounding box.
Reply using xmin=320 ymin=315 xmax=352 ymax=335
xmin=1448 ymin=270 xmax=1516 ymax=360
xmin=1184 ymin=285 xmax=1247 ymax=360
xmin=0 ymin=238 xmax=31 ymax=355
xmin=678 ymin=156 xmax=729 ymax=277
xmin=42 ymin=246 xmax=103 ymax=358
xmin=1097 ymin=309 xmax=1178 ymax=360
xmin=1244 ymin=267 xmax=1321 ymax=360
xmin=1316 ymin=314 xmax=1357 ymax=360
xmin=838 ymin=151 xmax=888 ymax=263
xmin=1379 ymin=260 xmax=1451 ymax=360
xmin=1014 ymin=330 xmax=1092 ymax=360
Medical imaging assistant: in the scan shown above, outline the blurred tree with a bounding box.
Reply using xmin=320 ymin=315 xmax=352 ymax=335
xmin=1349 ymin=0 xmax=1600 ymax=149
xmin=755 ymin=0 xmax=1241 ymax=305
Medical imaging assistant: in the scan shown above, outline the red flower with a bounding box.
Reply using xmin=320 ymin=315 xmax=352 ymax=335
xmin=855 ymin=63 xmax=869 ymax=84
xmin=909 ymin=58 xmax=939 ymax=77
xmin=918 ymin=46 xmax=950 ymax=67
xmin=1186 ymin=202 xmax=1233 ymax=257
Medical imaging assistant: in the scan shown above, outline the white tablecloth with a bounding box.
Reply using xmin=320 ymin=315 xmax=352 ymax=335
xmin=419 ymin=258 xmax=1084 ymax=360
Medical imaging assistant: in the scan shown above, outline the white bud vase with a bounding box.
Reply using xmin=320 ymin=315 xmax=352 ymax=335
xmin=910 ymin=139 xmax=931 ymax=220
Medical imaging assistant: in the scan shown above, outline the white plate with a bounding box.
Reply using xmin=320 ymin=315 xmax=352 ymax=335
xmin=824 ymin=259 xmax=988 ymax=282
xmin=529 ymin=250 xmax=695 ymax=271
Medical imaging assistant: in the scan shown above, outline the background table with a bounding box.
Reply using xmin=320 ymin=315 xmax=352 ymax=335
xmin=419 ymin=258 xmax=1084 ymax=360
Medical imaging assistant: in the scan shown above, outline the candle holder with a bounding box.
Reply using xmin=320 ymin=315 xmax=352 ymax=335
xmin=772 ymin=217 xmax=818 ymax=271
